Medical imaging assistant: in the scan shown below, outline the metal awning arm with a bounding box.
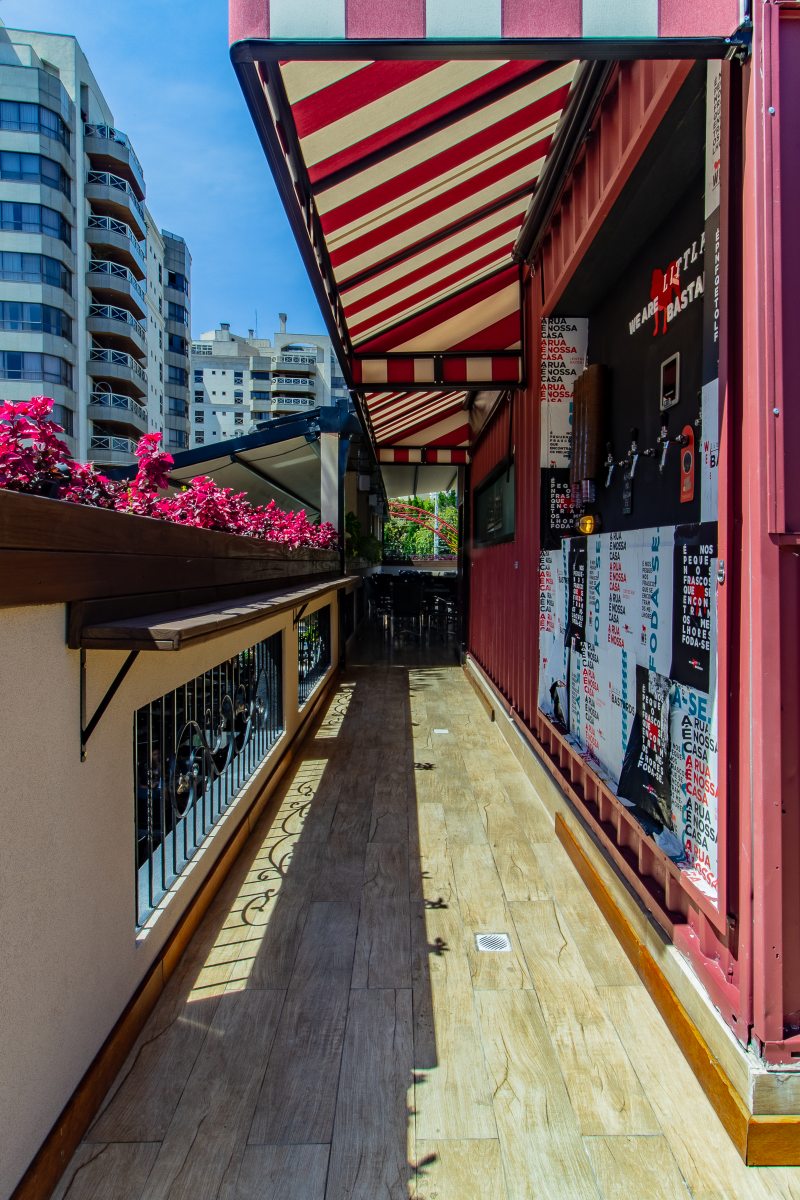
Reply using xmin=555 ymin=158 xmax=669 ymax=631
xmin=80 ymin=648 xmax=139 ymax=761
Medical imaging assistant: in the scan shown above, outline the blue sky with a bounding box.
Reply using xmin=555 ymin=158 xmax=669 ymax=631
xmin=0 ymin=0 xmax=325 ymax=341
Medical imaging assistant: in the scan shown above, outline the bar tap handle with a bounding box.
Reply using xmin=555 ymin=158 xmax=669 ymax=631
xmin=604 ymin=442 xmax=616 ymax=488
xmin=658 ymin=418 xmax=671 ymax=472
xmin=628 ymin=428 xmax=640 ymax=478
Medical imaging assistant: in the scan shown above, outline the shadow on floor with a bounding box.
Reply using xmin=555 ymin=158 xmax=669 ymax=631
xmin=55 ymin=621 xmax=458 ymax=1200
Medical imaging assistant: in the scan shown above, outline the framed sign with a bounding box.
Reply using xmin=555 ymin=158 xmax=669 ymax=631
xmin=660 ymin=351 xmax=680 ymax=411
xmin=474 ymin=458 xmax=515 ymax=547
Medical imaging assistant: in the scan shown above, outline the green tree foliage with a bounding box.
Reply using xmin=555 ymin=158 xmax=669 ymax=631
xmin=383 ymin=491 xmax=458 ymax=558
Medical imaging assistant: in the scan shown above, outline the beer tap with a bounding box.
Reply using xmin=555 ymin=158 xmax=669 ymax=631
xmin=658 ymin=418 xmax=671 ymax=472
xmin=604 ymin=442 xmax=616 ymax=488
xmin=622 ymin=427 xmax=640 ymax=478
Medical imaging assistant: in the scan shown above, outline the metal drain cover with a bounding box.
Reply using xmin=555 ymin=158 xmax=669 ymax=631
xmin=475 ymin=932 xmax=512 ymax=953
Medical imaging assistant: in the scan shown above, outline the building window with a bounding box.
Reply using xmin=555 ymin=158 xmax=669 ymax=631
xmin=191 ymin=342 xmax=211 ymax=355
xmin=194 ymin=390 xmax=203 ymax=402
xmin=158 ymin=330 xmax=163 ymax=350
xmin=193 ymin=370 xmax=203 ymax=382
xmin=168 ymin=270 xmax=189 ymax=294
xmin=167 ymin=301 xmax=189 ymax=325
xmin=234 ymin=413 xmax=244 ymax=426
xmin=252 ymin=370 xmax=271 ymax=380
xmin=0 ymin=350 xmax=72 ymax=386
xmin=158 ymin=264 xmax=162 ymax=284
xmin=234 ymin=391 xmax=243 ymax=403
xmin=50 ymin=403 xmax=74 ymax=436
xmin=167 ymin=365 xmax=187 ymax=386
xmin=252 ymin=410 xmax=270 ymax=421
xmin=168 ymin=333 xmax=188 ymax=356
xmin=0 ymin=151 xmax=71 ymax=198
xmin=0 ymin=300 xmax=72 ymax=339
xmin=0 ymin=100 xmax=69 ymax=148
xmin=195 ymin=432 xmax=204 ymax=444
xmin=0 ymin=251 xmax=72 ymax=293
xmin=0 ymin=201 xmax=70 ymax=244
xmin=168 ymin=397 xmax=187 ymax=417
xmin=234 ymin=370 xmax=243 ymax=384
xmin=195 ymin=410 xmax=204 ymax=423
xmin=166 ymin=429 xmax=188 ymax=449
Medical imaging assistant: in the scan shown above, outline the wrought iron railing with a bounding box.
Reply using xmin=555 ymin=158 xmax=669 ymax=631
xmin=134 ymin=633 xmax=283 ymax=923
xmin=86 ymin=169 xmax=146 ymax=226
xmin=89 ymin=302 xmax=145 ymax=339
xmin=90 ymin=433 xmax=137 ymax=456
xmin=89 ymin=390 xmax=147 ymax=422
xmin=297 ymin=606 xmax=331 ymax=705
xmin=88 ymin=257 xmax=146 ymax=304
xmin=83 ymin=122 xmax=145 ymax=183
xmin=87 ymin=213 xmax=145 ymax=264
xmin=89 ymin=344 xmax=146 ymax=382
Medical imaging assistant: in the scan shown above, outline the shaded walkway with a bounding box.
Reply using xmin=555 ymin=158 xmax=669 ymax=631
xmin=54 ymin=645 xmax=800 ymax=1199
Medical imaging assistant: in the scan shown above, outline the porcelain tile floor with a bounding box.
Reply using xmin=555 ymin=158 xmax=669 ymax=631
xmin=52 ymin=651 xmax=800 ymax=1199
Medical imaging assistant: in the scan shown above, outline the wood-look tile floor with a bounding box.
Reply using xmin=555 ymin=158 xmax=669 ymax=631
xmin=53 ymin=645 xmax=800 ymax=1200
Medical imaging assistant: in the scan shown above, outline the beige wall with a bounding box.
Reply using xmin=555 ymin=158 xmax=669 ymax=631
xmin=0 ymin=592 xmax=339 ymax=1198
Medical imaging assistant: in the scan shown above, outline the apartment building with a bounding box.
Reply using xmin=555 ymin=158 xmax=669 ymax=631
xmin=0 ymin=24 xmax=190 ymax=464
xmin=189 ymin=316 xmax=349 ymax=446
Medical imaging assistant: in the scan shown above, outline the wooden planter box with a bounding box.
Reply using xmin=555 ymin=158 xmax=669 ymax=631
xmin=0 ymin=490 xmax=340 ymax=608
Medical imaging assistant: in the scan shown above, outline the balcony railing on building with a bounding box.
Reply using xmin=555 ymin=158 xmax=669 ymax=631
xmin=83 ymin=123 xmax=145 ymax=194
xmin=90 ymin=432 xmax=138 ymax=456
xmin=271 ymin=395 xmax=316 ymax=409
xmin=87 ymin=258 xmax=147 ymax=307
xmin=86 ymin=169 xmax=146 ymax=229
xmin=89 ymin=303 xmax=146 ymax=340
xmin=87 ymin=213 xmax=145 ymax=269
xmin=89 ymin=344 xmax=146 ymax=384
xmin=89 ymin=389 xmax=147 ymax=425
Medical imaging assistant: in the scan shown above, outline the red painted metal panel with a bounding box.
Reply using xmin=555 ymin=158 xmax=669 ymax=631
xmin=466 ymin=56 xmax=756 ymax=1042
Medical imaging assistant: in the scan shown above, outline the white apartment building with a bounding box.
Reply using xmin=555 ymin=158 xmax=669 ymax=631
xmin=0 ymin=24 xmax=190 ymax=465
xmin=189 ymin=316 xmax=350 ymax=447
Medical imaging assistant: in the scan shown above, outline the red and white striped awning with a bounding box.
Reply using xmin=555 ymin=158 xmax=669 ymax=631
xmin=230 ymin=1 xmax=745 ymax=453
xmin=244 ymin=55 xmax=578 ymax=448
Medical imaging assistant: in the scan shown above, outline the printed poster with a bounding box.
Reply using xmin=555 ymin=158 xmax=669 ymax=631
xmin=618 ymin=667 xmax=672 ymax=826
xmin=671 ymin=523 xmax=717 ymax=689
xmin=669 ymin=682 xmax=719 ymax=901
xmin=606 ymin=530 xmax=641 ymax=657
xmin=538 ymin=549 xmax=569 ymax=723
xmin=540 ymin=317 xmax=589 ymax=469
xmin=566 ymin=538 xmax=587 ymax=647
xmin=639 ymin=526 xmax=674 ymax=677
xmin=540 ymin=468 xmax=574 ymax=550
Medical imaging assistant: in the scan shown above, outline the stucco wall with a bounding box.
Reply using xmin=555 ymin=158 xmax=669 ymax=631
xmin=0 ymin=592 xmax=338 ymax=1197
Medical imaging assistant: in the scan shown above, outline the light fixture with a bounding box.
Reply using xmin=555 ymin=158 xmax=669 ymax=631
xmin=576 ymin=513 xmax=601 ymax=535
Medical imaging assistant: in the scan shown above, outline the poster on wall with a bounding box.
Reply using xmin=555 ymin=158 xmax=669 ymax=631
xmin=618 ymin=667 xmax=672 ymax=826
xmin=566 ymin=538 xmax=587 ymax=647
xmin=540 ymin=317 xmax=588 ymax=470
xmin=606 ymin=530 xmax=640 ymax=657
xmin=669 ymin=682 xmax=719 ymax=900
xmin=671 ymin=522 xmax=717 ymax=690
xmin=700 ymin=380 xmax=719 ymax=522
xmin=639 ymin=526 xmax=674 ymax=677
xmin=538 ymin=549 xmax=569 ymax=723
xmin=540 ymin=468 xmax=574 ymax=550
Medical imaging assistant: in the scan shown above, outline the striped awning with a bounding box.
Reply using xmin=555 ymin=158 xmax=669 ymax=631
xmin=239 ymin=55 xmax=578 ymax=448
xmin=230 ymin=2 xmax=746 ymax=452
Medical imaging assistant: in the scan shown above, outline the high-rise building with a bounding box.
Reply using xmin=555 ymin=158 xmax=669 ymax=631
xmin=189 ymin=316 xmax=349 ymax=447
xmin=0 ymin=24 xmax=190 ymax=464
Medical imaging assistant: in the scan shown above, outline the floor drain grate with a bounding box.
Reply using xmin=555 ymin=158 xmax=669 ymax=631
xmin=475 ymin=932 xmax=512 ymax=953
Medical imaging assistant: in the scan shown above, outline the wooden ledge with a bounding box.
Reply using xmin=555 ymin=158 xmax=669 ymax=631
xmin=74 ymin=576 xmax=358 ymax=650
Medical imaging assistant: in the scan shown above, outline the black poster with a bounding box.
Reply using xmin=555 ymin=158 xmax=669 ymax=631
xmin=617 ymin=666 xmax=672 ymax=826
xmin=540 ymin=468 xmax=574 ymax=550
xmin=565 ymin=538 xmax=587 ymax=647
xmin=670 ymin=522 xmax=717 ymax=688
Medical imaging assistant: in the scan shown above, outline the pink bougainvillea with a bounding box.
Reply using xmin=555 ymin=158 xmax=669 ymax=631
xmin=0 ymin=396 xmax=339 ymax=551
xmin=0 ymin=396 xmax=72 ymax=493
